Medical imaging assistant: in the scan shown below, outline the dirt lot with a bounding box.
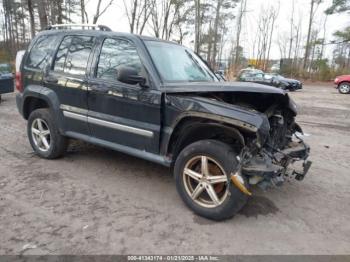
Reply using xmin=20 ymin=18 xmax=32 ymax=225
xmin=0 ymin=85 xmax=349 ymax=255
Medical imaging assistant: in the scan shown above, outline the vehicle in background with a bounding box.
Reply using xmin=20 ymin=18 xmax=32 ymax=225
xmin=270 ymin=63 xmax=280 ymax=72
xmin=237 ymin=68 xmax=265 ymax=83
xmin=265 ymin=73 xmax=302 ymax=91
xmin=237 ymin=69 xmax=302 ymax=91
xmin=334 ymin=75 xmax=350 ymax=94
xmin=0 ymin=63 xmax=14 ymax=102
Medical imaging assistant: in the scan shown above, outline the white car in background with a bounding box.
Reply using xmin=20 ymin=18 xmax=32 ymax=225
xmin=271 ymin=63 xmax=280 ymax=72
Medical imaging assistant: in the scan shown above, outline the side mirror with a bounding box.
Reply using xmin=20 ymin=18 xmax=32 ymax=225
xmin=117 ymin=66 xmax=147 ymax=87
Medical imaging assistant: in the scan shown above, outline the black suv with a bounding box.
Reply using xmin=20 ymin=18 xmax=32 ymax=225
xmin=16 ymin=25 xmax=311 ymax=221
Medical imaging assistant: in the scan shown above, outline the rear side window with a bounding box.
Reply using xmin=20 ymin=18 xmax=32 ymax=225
xmin=53 ymin=35 xmax=94 ymax=76
xmin=25 ymin=35 xmax=57 ymax=70
xmin=96 ymin=38 xmax=143 ymax=81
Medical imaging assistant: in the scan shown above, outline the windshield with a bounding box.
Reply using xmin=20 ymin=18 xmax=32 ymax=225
xmin=0 ymin=64 xmax=12 ymax=74
xmin=145 ymin=41 xmax=217 ymax=83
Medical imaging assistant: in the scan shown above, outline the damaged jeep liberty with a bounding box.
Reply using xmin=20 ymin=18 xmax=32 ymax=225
xmin=16 ymin=24 xmax=312 ymax=220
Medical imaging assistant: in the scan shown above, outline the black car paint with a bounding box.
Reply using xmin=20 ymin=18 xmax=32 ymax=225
xmin=17 ymin=29 xmax=309 ymax=183
xmin=273 ymin=75 xmax=302 ymax=91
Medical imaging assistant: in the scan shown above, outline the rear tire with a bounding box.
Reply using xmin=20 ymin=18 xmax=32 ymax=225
xmin=338 ymin=82 xmax=350 ymax=94
xmin=174 ymin=139 xmax=248 ymax=221
xmin=27 ymin=108 xmax=68 ymax=159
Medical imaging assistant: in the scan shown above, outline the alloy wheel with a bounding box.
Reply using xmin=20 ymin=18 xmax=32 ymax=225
xmin=182 ymin=155 xmax=229 ymax=208
xmin=339 ymin=83 xmax=350 ymax=94
xmin=31 ymin=118 xmax=51 ymax=152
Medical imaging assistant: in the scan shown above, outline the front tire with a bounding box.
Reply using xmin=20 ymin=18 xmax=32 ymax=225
xmin=27 ymin=108 xmax=68 ymax=159
xmin=338 ymin=82 xmax=350 ymax=94
xmin=174 ymin=140 xmax=248 ymax=221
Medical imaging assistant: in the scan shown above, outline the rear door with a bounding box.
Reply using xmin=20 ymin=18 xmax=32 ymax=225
xmin=45 ymin=35 xmax=95 ymax=135
xmin=87 ymin=37 xmax=162 ymax=154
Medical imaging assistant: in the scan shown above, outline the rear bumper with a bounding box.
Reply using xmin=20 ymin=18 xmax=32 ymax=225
xmin=16 ymin=93 xmax=24 ymax=117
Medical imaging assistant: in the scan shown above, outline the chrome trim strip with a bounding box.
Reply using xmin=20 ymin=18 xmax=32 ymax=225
xmin=62 ymin=109 xmax=154 ymax=138
xmin=63 ymin=111 xmax=87 ymax=122
xmin=88 ymin=116 xmax=154 ymax=138
xmin=60 ymin=104 xmax=88 ymax=115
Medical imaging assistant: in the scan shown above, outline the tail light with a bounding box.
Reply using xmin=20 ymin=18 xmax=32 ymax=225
xmin=15 ymin=72 xmax=23 ymax=92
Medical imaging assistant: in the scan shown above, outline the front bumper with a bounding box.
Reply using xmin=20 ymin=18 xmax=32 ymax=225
xmin=241 ymin=139 xmax=312 ymax=189
xmin=287 ymin=82 xmax=302 ymax=91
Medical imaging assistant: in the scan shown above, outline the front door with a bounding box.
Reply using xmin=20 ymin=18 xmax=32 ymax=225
xmin=87 ymin=37 xmax=162 ymax=154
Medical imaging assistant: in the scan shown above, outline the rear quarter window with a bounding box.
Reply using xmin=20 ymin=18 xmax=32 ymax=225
xmin=53 ymin=35 xmax=94 ymax=76
xmin=25 ymin=35 xmax=58 ymax=70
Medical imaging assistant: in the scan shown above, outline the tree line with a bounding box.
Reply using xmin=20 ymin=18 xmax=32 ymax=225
xmin=0 ymin=0 xmax=350 ymax=81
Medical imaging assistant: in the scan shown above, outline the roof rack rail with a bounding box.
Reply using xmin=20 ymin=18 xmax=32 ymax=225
xmin=46 ymin=24 xmax=112 ymax=31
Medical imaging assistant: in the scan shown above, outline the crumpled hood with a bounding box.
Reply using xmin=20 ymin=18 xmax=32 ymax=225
xmin=162 ymin=81 xmax=286 ymax=95
xmin=162 ymin=80 xmax=297 ymax=116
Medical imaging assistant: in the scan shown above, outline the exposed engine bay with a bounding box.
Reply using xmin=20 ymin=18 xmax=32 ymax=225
xmin=241 ymin=111 xmax=312 ymax=190
xmin=203 ymin=91 xmax=312 ymax=190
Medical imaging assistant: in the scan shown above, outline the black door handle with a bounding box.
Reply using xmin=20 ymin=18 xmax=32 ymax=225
xmin=43 ymin=75 xmax=58 ymax=84
xmin=89 ymin=84 xmax=109 ymax=93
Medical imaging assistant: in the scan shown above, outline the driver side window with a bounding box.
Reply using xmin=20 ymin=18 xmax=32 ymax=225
xmin=96 ymin=38 xmax=143 ymax=81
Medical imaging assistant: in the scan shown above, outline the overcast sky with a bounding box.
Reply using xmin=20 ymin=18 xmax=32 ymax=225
xmin=86 ymin=0 xmax=349 ymax=60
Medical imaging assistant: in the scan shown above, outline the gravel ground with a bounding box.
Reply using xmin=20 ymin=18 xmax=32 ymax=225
xmin=0 ymin=85 xmax=349 ymax=255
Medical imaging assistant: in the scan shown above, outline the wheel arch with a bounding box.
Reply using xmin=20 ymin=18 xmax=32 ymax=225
xmin=22 ymin=85 xmax=64 ymax=131
xmin=338 ymin=80 xmax=350 ymax=86
xmin=23 ymin=96 xmax=50 ymax=119
xmin=165 ymin=116 xmax=252 ymax=163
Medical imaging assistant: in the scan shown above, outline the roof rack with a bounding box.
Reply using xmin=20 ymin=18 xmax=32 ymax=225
xmin=46 ymin=24 xmax=112 ymax=31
